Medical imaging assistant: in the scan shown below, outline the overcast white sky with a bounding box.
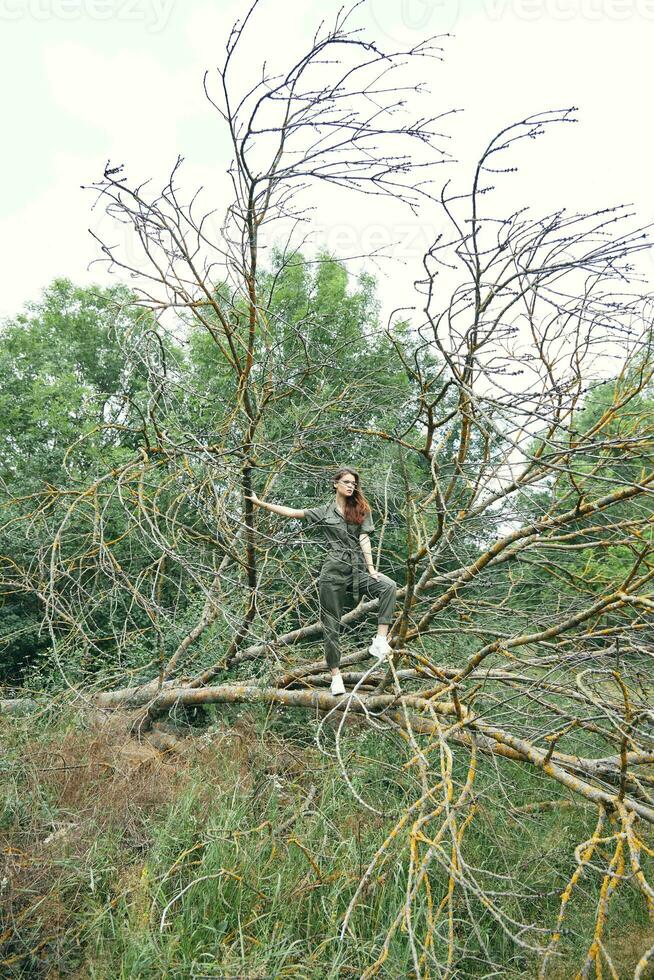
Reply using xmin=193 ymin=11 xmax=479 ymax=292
xmin=1 ymin=0 xmax=653 ymax=325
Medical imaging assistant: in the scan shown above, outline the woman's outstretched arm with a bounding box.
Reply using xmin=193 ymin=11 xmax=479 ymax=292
xmin=244 ymin=491 xmax=306 ymax=520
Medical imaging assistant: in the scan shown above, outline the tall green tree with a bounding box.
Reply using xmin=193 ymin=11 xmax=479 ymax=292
xmin=0 ymin=279 xmax=157 ymax=682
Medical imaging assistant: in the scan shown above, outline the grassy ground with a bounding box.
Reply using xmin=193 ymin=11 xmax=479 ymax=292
xmin=2 ymin=700 xmax=654 ymax=978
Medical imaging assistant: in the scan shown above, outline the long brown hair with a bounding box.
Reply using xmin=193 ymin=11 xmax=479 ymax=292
xmin=331 ymin=466 xmax=371 ymax=525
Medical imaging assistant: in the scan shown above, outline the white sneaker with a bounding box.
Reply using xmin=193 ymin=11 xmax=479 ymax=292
xmin=330 ymin=674 xmax=346 ymax=696
xmin=369 ymin=635 xmax=392 ymax=660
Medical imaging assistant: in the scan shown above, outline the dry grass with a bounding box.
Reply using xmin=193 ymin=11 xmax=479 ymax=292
xmin=0 ymin=708 xmax=323 ymax=976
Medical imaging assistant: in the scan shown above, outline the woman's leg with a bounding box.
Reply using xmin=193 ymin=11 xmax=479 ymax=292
xmin=319 ymin=575 xmax=348 ymax=671
xmin=359 ymin=571 xmax=397 ymax=633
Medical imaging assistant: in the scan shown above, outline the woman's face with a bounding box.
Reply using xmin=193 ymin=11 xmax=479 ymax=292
xmin=334 ymin=473 xmax=357 ymax=497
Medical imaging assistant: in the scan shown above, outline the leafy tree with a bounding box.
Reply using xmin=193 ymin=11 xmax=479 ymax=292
xmin=0 ymin=279 xmax=156 ymax=682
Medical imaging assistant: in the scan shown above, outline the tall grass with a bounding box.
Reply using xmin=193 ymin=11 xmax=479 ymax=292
xmin=1 ymin=702 xmax=653 ymax=977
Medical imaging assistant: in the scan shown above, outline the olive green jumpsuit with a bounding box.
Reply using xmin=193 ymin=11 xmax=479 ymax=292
xmin=303 ymin=501 xmax=397 ymax=669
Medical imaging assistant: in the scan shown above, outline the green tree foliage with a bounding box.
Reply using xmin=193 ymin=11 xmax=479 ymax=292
xmin=506 ymin=369 xmax=654 ymax=615
xmin=0 ymin=279 xmax=155 ymax=484
xmin=0 ymin=279 xmax=155 ymax=682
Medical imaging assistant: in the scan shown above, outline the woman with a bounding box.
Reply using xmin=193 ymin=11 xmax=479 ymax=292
xmin=245 ymin=467 xmax=397 ymax=696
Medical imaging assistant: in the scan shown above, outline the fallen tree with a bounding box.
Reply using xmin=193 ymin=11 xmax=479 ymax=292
xmin=4 ymin=2 xmax=654 ymax=974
